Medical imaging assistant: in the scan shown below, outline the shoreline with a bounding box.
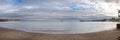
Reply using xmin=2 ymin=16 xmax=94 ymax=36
xmin=0 ymin=27 xmax=119 ymax=40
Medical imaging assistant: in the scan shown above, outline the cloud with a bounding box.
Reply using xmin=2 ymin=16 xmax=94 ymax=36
xmin=0 ymin=0 xmax=119 ymax=19
xmin=102 ymin=0 xmax=120 ymax=3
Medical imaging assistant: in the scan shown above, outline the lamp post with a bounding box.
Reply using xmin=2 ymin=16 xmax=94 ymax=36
xmin=117 ymin=10 xmax=120 ymax=29
xmin=118 ymin=10 xmax=120 ymax=18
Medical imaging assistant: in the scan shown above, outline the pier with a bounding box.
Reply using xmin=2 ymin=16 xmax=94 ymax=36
xmin=117 ymin=23 xmax=120 ymax=29
xmin=117 ymin=10 xmax=120 ymax=29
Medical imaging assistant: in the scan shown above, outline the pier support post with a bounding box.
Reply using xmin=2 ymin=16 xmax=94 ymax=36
xmin=117 ymin=24 xmax=120 ymax=29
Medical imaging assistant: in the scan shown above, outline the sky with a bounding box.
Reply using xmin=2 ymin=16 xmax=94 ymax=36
xmin=0 ymin=0 xmax=120 ymax=19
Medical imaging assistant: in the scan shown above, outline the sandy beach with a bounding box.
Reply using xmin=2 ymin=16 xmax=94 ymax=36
xmin=0 ymin=27 xmax=119 ymax=40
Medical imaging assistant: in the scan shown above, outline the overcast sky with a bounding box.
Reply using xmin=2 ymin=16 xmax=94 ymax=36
xmin=0 ymin=0 xmax=120 ymax=19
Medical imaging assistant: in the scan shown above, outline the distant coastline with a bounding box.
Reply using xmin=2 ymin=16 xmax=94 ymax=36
xmin=0 ymin=17 xmax=119 ymax=22
xmin=0 ymin=18 xmax=21 ymax=21
xmin=91 ymin=18 xmax=120 ymax=22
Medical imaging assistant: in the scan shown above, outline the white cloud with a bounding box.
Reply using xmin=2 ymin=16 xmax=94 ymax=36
xmin=0 ymin=0 xmax=119 ymax=19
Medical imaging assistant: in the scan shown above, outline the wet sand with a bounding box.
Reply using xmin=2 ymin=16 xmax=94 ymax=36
xmin=0 ymin=27 xmax=119 ymax=40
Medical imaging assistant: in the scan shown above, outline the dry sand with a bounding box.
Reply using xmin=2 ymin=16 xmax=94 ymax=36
xmin=0 ymin=27 xmax=119 ymax=40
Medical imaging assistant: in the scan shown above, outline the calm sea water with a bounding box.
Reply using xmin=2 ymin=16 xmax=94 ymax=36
xmin=0 ymin=21 xmax=117 ymax=34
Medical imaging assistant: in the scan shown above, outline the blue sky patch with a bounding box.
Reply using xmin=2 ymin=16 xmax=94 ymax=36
xmin=70 ymin=6 xmax=87 ymax=11
xmin=13 ymin=0 xmax=23 ymax=5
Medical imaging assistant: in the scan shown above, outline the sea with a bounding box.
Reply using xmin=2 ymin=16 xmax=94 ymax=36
xmin=0 ymin=20 xmax=117 ymax=34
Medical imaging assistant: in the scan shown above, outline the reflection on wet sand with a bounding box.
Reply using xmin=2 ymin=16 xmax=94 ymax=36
xmin=0 ymin=27 xmax=119 ymax=40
